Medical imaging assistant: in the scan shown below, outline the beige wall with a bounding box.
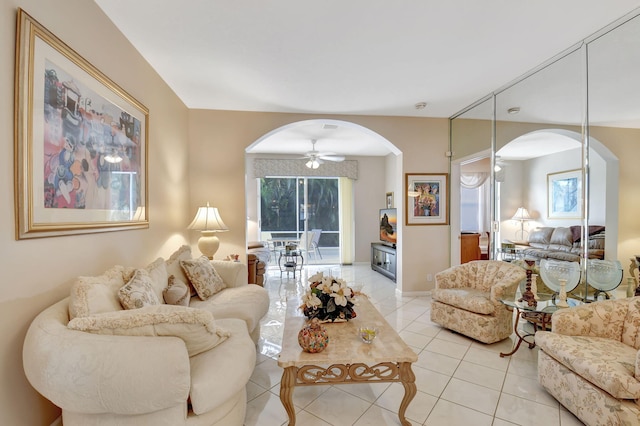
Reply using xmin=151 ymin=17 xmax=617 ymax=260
xmin=1 ymin=1 xmax=190 ymax=424
xmin=188 ymin=110 xmax=450 ymax=293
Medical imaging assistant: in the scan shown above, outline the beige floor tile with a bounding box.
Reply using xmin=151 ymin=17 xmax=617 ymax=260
xmin=502 ymin=373 xmax=559 ymax=407
xmin=440 ymin=377 xmax=501 ymax=415
xmin=425 ymin=337 xmax=471 ymax=359
xmin=375 ymin=383 xmax=438 ymax=424
xmin=415 ymin=348 xmax=461 ymax=376
xmin=285 ymin=410 xmax=332 ymax=425
xmin=424 ymin=399 xmax=493 ymax=426
xmin=353 ymin=404 xmax=406 ymax=426
xmin=305 ymin=387 xmax=373 ymax=425
xmin=495 ymin=393 xmax=561 ymax=426
xmin=453 ymin=360 xmax=506 ymax=391
xmin=463 ymin=345 xmax=511 ymax=372
xmin=336 ymin=382 xmax=391 ymax=403
xmin=244 ymin=391 xmax=291 ymax=426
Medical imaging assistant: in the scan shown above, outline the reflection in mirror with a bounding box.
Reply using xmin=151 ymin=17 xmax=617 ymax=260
xmin=494 ymin=48 xmax=585 ymax=289
xmin=587 ymin=13 xmax=640 ymax=295
xmin=450 ymin=9 xmax=640 ymax=300
xmin=450 ymin=97 xmax=493 ymax=264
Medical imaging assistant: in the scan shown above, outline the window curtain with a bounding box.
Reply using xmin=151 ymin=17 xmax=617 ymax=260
xmin=461 ymin=172 xmax=491 ymax=233
xmin=460 ymin=172 xmax=489 ymax=189
xmin=338 ymin=177 xmax=354 ymax=265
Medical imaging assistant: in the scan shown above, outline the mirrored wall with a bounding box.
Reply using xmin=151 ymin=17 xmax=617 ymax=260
xmin=450 ymin=9 xmax=640 ymax=299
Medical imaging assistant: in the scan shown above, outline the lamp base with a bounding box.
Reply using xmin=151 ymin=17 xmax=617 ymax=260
xmin=198 ymin=231 xmax=220 ymax=260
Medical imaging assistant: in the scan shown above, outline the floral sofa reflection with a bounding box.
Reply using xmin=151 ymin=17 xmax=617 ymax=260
xmin=537 ymin=297 xmax=640 ymax=425
xmin=430 ymin=260 xmax=526 ymax=344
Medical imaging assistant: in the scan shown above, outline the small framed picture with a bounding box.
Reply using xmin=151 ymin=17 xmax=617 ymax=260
xmin=385 ymin=192 xmax=393 ymax=209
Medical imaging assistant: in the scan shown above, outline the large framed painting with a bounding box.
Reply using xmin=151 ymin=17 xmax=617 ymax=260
xmin=548 ymin=169 xmax=582 ymax=219
xmin=405 ymin=173 xmax=448 ymax=225
xmin=14 ymin=9 xmax=149 ymax=239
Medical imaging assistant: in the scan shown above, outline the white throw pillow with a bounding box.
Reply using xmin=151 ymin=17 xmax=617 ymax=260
xmin=145 ymin=257 xmax=169 ymax=302
xmin=67 ymin=305 xmax=231 ymax=356
xmin=68 ymin=265 xmax=126 ymax=319
xmin=165 ymin=245 xmax=196 ymax=296
xmin=163 ymin=275 xmax=191 ymax=306
xmin=180 ymin=256 xmax=226 ymax=300
xmin=118 ymin=269 xmax=162 ymax=309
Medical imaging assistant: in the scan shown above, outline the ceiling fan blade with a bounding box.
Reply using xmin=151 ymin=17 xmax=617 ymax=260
xmin=319 ymin=155 xmax=345 ymax=162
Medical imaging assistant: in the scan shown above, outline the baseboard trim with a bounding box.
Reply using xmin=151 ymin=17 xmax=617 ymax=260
xmin=395 ymin=288 xmax=432 ymax=297
xmin=51 ymin=416 xmax=62 ymax=426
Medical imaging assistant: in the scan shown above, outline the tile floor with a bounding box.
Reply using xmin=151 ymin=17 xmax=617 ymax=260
xmin=245 ymin=263 xmax=585 ymax=426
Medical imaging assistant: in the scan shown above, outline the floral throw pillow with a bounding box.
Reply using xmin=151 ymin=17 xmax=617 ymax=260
xmin=180 ymin=256 xmax=226 ymax=300
xmin=118 ymin=269 xmax=161 ymax=309
xmin=163 ymin=275 xmax=191 ymax=306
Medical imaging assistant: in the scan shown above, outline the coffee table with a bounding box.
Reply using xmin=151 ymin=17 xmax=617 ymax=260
xmin=277 ymin=295 xmax=418 ymax=426
xmin=499 ymin=293 xmax=580 ymax=357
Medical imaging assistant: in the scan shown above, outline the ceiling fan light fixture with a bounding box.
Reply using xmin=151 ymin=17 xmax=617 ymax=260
xmin=305 ymin=158 xmax=321 ymax=169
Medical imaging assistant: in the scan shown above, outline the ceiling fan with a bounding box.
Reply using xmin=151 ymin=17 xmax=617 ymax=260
xmin=301 ymin=139 xmax=345 ymax=169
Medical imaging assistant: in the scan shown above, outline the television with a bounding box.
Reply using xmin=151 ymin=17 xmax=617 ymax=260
xmin=379 ymin=208 xmax=397 ymax=246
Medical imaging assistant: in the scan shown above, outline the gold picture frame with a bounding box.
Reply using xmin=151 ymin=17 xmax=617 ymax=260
xmin=14 ymin=9 xmax=149 ymax=239
xmin=405 ymin=173 xmax=448 ymax=225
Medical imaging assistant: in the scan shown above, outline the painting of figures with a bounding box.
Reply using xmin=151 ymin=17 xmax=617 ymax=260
xmin=15 ymin=9 xmax=148 ymax=239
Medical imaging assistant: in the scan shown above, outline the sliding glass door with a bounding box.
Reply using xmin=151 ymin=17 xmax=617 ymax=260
xmin=260 ymin=177 xmax=339 ymax=264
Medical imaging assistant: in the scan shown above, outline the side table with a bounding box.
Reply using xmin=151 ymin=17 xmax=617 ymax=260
xmin=278 ymin=249 xmax=304 ymax=279
xmin=499 ymin=294 xmax=580 ymax=357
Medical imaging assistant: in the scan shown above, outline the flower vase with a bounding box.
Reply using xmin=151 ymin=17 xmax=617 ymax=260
xmin=557 ymin=279 xmax=569 ymax=308
xmin=298 ymin=318 xmax=329 ymax=353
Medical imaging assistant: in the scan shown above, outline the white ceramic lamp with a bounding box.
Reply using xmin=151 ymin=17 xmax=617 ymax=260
xmin=511 ymin=207 xmax=531 ymax=241
xmin=187 ymin=203 xmax=229 ymax=259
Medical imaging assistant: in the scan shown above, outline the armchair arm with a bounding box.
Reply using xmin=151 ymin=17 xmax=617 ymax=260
xmin=490 ymin=278 xmax=521 ymax=303
xmin=551 ymin=298 xmax=629 ymax=339
xmin=434 ymin=267 xmax=465 ymax=290
xmin=23 ymin=298 xmax=190 ymax=415
xmin=210 ymin=260 xmax=247 ymax=288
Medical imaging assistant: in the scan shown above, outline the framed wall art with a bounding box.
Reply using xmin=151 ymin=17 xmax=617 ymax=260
xmin=548 ymin=169 xmax=582 ymax=219
xmin=405 ymin=173 xmax=448 ymax=225
xmin=14 ymin=9 xmax=148 ymax=239
xmin=385 ymin=192 xmax=394 ymax=209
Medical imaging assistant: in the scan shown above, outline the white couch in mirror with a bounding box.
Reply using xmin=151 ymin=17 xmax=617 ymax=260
xmin=23 ymin=245 xmax=270 ymax=426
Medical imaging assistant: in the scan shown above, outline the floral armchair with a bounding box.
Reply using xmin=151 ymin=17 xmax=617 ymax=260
xmin=536 ymin=297 xmax=640 ymax=425
xmin=430 ymin=260 xmax=526 ymax=344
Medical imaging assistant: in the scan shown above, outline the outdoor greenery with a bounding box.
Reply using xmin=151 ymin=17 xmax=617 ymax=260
xmin=260 ymin=177 xmax=339 ymax=246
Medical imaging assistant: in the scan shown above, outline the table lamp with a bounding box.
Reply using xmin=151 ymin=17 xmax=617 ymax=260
xmin=511 ymin=207 xmax=531 ymax=241
xmin=187 ymin=203 xmax=229 ymax=259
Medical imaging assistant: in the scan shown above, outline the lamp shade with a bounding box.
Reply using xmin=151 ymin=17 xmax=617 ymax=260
xmin=187 ymin=203 xmax=229 ymax=231
xmin=188 ymin=203 xmax=228 ymax=259
xmin=511 ymin=207 xmax=531 ymax=221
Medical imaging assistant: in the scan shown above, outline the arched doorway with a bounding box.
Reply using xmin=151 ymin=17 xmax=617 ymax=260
xmin=244 ymin=118 xmax=402 ymax=273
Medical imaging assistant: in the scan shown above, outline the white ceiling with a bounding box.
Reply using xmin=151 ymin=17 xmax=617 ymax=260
xmin=95 ymin=0 xmax=640 ymax=156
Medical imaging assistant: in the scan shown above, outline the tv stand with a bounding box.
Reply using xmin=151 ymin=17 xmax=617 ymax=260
xmin=371 ymin=242 xmax=396 ymax=282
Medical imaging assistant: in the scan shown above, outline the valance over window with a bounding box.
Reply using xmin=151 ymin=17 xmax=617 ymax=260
xmin=252 ymin=159 xmax=358 ymax=180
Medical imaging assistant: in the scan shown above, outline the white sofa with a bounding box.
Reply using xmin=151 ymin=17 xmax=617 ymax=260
xmin=537 ymin=297 xmax=640 ymax=425
xmin=23 ymin=246 xmax=270 ymax=426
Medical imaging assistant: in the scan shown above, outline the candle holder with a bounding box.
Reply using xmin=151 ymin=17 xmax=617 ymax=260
xmin=557 ymin=279 xmax=569 ymax=308
xmin=518 ymin=262 xmax=537 ymax=307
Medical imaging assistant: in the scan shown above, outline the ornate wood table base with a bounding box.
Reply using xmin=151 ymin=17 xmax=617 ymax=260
xmin=278 ymin=295 xmax=418 ymax=426
xmin=280 ymin=362 xmax=416 ymax=426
